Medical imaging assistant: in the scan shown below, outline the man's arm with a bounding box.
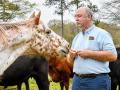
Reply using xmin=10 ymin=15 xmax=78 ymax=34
xmin=77 ymin=50 xmax=117 ymax=62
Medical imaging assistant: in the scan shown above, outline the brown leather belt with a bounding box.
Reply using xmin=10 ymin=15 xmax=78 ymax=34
xmin=74 ymin=73 xmax=108 ymax=78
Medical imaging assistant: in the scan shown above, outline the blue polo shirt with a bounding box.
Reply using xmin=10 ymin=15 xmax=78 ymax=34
xmin=71 ymin=25 xmax=117 ymax=74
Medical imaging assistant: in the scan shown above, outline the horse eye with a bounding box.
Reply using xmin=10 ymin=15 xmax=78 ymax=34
xmin=46 ymin=30 xmax=51 ymax=34
xmin=33 ymin=25 xmax=38 ymax=29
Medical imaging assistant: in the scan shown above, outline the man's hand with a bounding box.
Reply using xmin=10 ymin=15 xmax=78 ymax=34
xmin=77 ymin=50 xmax=92 ymax=58
xmin=69 ymin=48 xmax=78 ymax=59
xmin=67 ymin=48 xmax=77 ymax=63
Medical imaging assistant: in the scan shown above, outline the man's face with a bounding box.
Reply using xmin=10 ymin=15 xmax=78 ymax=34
xmin=74 ymin=9 xmax=90 ymax=27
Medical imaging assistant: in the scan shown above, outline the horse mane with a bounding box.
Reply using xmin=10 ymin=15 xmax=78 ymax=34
xmin=0 ymin=19 xmax=31 ymax=30
xmin=0 ymin=11 xmax=41 ymax=31
xmin=0 ymin=19 xmax=34 ymax=50
xmin=0 ymin=11 xmax=41 ymax=49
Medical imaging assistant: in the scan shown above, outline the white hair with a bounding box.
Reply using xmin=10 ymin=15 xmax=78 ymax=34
xmin=78 ymin=6 xmax=94 ymax=20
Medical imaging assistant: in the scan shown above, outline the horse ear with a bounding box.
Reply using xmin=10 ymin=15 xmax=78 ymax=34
xmin=30 ymin=11 xmax=35 ymax=18
xmin=36 ymin=11 xmax=41 ymax=18
xmin=34 ymin=11 xmax=41 ymax=25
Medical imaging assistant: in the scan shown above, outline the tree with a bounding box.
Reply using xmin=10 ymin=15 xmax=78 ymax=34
xmin=67 ymin=0 xmax=98 ymax=12
xmin=44 ymin=0 xmax=68 ymax=37
xmin=0 ymin=0 xmax=36 ymax=21
xmin=100 ymin=0 xmax=120 ymax=24
xmin=67 ymin=0 xmax=81 ymax=9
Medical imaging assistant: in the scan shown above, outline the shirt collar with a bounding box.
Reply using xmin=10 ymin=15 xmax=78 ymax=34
xmin=83 ymin=24 xmax=95 ymax=34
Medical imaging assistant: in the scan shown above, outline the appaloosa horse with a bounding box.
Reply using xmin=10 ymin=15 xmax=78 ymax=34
xmin=0 ymin=11 xmax=69 ymax=89
xmin=0 ymin=11 xmax=69 ymax=76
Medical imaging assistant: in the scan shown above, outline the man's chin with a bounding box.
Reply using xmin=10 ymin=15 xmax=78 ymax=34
xmin=77 ymin=23 xmax=82 ymax=27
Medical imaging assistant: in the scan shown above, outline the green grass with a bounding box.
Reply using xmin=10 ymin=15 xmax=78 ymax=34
xmin=0 ymin=78 xmax=72 ymax=90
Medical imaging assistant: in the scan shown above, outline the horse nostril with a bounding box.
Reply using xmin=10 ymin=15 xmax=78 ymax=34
xmin=61 ymin=49 xmax=67 ymax=54
xmin=61 ymin=48 xmax=69 ymax=54
xmin=68 ymin=44 xmax=70 ymax=48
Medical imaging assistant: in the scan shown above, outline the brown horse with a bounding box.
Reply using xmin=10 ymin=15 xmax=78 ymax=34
xmin=49 ymin=57 xmax=73 ymax=90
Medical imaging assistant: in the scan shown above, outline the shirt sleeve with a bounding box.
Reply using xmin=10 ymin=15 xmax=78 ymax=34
xmin=100 ymin=32 xmax=117 ymax=55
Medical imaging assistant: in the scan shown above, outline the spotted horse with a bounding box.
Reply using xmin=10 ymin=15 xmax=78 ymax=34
xmin=0 ymin=11 xmax=69 ymax=80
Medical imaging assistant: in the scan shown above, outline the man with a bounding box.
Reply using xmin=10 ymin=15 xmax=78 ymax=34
xmin=67 ymin=6 xmax=117 ymax=90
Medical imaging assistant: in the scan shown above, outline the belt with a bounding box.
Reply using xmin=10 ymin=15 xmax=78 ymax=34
xmin=74 ymin=73 xmax=108 ymax=78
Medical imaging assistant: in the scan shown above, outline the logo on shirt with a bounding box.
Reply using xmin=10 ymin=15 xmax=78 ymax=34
xmin=89 ymin=36 xmax=94 ymax=40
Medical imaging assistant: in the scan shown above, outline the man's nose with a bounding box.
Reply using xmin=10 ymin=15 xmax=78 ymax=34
xmin=75 ymin=18 xmax=79 ymax=22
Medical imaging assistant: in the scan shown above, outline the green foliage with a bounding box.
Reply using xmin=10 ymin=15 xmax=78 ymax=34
xmin=44 ymin=0 xmax=67 ymax=14
xmin=45 ymin=0 xmax=60 ymax=6
xmin=0 ymin=0 xmax=19 ymax=21
xmin=44 ymin=0 xmax=68 ymax=37
xmin=87 ymin=2 xmax=98 ymax=12
xmin=94 ymin=19 xmax=100 ymax=25
xmin=97 ymin=22 xmax=120 ymax=47
xmin=67 ymin=0 xmax=81 ymax=9
xmin=0 ymin=0 xmax=36 ymax=21
xmin=5 ymin=2 xmax=19 ymax=10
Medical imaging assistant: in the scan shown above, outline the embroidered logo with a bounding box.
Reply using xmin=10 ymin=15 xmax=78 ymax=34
xmin=89 ymin=36 xmax=94 ymax=40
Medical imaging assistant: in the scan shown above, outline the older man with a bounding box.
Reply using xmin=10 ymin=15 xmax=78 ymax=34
xmin=68 ymin=6 xmax=117 ymax=90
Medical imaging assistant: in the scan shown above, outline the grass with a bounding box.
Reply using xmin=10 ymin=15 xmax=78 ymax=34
xmin=0 ymin=79 xmax=72 ymax=90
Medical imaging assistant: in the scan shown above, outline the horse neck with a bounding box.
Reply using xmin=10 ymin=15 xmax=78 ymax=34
xmin=0 ymin=20 xmax=29 ymax=26
xmin=23 ymin=47 xmax=40 ymax=56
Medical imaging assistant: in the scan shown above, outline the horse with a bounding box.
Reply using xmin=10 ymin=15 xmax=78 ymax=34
xmin=49 ymin=57 xmax=73 ymax=90
xmin=0 ymin=55 xmax=49 ymax=90
xmin=0 ymin=11 xmax=69 ymax=77
xmin=109 ymin=47 xmax=120 ymax=90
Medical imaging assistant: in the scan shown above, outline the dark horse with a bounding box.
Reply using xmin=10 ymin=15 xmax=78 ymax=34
xmin=109 ymin=47 xmax=120 ymax=90
xmin=0 ymin=55 xmax=49 ymax=90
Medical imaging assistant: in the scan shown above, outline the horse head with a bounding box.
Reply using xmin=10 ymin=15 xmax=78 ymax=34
xmin=25 ymin=11 xmax=69 ymax=60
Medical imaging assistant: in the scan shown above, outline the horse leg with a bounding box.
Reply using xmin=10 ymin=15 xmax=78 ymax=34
xmin=25 ymin=79 xmax=30 ymax=90
xmin=4 ymin=86 xmax=7 ymax=90
xmin=64 ymin=82 xmax=69 ymax=90
xmin=111 ymin=78 xmax=118 ymax=90
xmin=60 ymin=82 xmax=64 ymax=90
xmin=0 ymin=75 xmax=3 ymax=82
xmin=118 ymin=80 xmax=120 ymax=90
xmin=34 ymin=75 xmax=49 ymax=90
xmin=33 ymin=76 xmax=42 ymax=90
xmin=17 ymin=82 xmax=22 ymax=90
xmin=63 ymin=76 xmax=70 ymax=90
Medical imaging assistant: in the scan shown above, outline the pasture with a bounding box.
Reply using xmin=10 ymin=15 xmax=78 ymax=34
xmin=0 ymin=78 xmax=72 ymax=90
